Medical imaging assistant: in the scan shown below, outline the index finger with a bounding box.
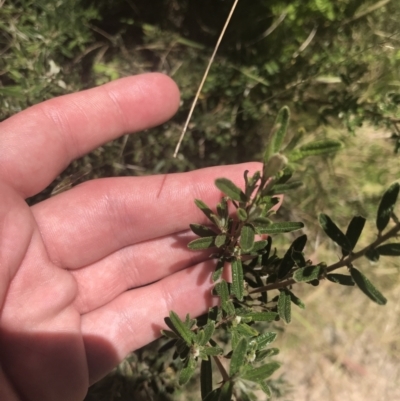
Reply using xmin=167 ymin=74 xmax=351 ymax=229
xmin=0 ymin=73 xmax=180 ymax=197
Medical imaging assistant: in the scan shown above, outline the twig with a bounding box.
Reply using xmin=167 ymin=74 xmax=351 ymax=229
xmin=250 ymin=221 xmax=400 ymax=294
xmin=173 ymin=0 xmax=240 ymax=158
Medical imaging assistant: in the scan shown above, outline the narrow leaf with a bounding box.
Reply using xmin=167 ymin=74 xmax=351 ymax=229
xmin=258 ymin=381 xmax=272 ymax=397
xmin=242 ymin=362 xmax=281 ymax=382
xmin=203 ymin=388 xmax=221 ymax=401
xmin=179 ymin=357 xmax=197 ymax=385
xmin=219 ymin=381 xmax=234 ymax=401
xmin=245 ymin=312 xmax=278 ymax=322
xmin=230 ymin=337 xmax=248 ymax=376
xmin=273 ymin=106 xmax=290 ymax=153
xmin=319 ymin=213 xmax=351 ymax=251
xmin=215 ymin=234 xmax=227 ymax=248
xmin=194 ymin=199 xmax=215 ymax=222
xmin=215 ymin=178 xmax=247 ymax=202
xmin=212 ymin=258 xmax=225 ymax=282
xmin=343 ymin=216 xmax=366 ymax=256
xmin=350 ymin=267 xmax=387 ymax=305
xmin=262 ymin=153 xmax=288 ymax=179
xmin=240 ymin=224 xmax=255 ymax=252
xmin=290 ymin=139 xmax=343 ymax=161
xmin=236 ymin=323 xmax=259 ymax=337
xmin=190 ymin=223 xmax=217 ymax=237
xmin=255 ymin=348 xmax=280 ymax=362
xmin=326 ymin=274 xmax=355 ymax=286
xmin=269 ymin=180 xmax=303 ymax=194
xmin=201 ymin=359 xmax=213 ymax=400
xmin=287 ymin=289 xmax=306 ymax=309
xmin=254 ymin=332 xmax=277 ymax=350
xmin=277 ymin=235 xmax=307 ymax=279
xmin=376 ymin=243 xmax=400 ymax=256
xmin=237 ymin=208 xmax=248 ymax=221
xmin=256 ymin=221 xmax=304 ymax=234
xmin=188 ymin=236 xmax=216 ymax=250
xmin=201 ymin=321 xmax=216 ymax=346
xmin=169 ymin=311 xmax=194 ymax=345
xmin=376 ymin=182 xmax=400 ymax=232
xmin=293 ymin=265 xmax=323 ymax=283
xmin=202 ymin=346 xmax=223 ymax=356
xmin=161 ymin=329 xmax=178 ymax=339
xmin=231 ymin=259 xmax=244 ymax=301
xmin=365 ymin=248 xmax=380 ymax=262
xmin=278 ymin=290 xmax=291 ymax=323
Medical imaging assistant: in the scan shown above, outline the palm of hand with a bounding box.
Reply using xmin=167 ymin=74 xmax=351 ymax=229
xmin=0 ymin=74 xmax=258 ymax=401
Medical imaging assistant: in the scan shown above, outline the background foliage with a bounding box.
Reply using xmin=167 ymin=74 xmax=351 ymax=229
xmin=1 ymin=0 xmax=399 ymax=400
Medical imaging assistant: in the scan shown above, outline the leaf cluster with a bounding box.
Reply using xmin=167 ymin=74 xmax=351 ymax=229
xmin=162 ymin=107 xmax=400 ymax=400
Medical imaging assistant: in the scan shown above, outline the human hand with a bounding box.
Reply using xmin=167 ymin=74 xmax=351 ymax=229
xmin=0 ymin=73 xmax=260 ymax=401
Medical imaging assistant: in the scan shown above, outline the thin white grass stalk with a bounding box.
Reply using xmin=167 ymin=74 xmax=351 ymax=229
xmin=173 ymin=0 xmax=240 ymax=158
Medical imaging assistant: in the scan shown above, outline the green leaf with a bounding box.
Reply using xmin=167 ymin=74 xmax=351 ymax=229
xmin=236 ymin=323 xmax=259 ymax=337
xmin=201 ymin=321 xmax=216 ymax=346
xmin=190 ymin=224 xmax=217 ymax=237
xmin=240 ymin=224 xmax=255 ymax=252
xmin=168 ymin=311 xmax=194 ymax=345
xmin=287 ymin=289 xmax=306 ymax=309
xmin=244 ymin=312 xmax=278 ymax=322
xmin=278 ymin=290 xmax=291 ymax=324
xmin=237 ymin=208 xmax=248 ymax=221
xmin=289 ymin=139 xmax=343 ymax=162
xmin=203 ymin=388 xmax=221 ymax=401
xmin=255 ymin=348 xmax=280 ymax=362
xmin=343 ymin=216 xmax=366 ymax=256
xmin=365 ymin=248 xmax=380 ymax=262
xmin=161 ymin=329 xmax=179 ymax=339
xmin=326 ymin=274 xmax=355 ymax=286
xmin=275 ymin=165 xmax=294 ymax=185
xmin=253 ymin=332 xmax=277 ymax=350
xmin=376 ymin=182 xmax=399 ymax=232
xmin=273 ymin=106 xmax=290 ymax=153
xmin=256 ymin=221 xmax=304 ymax=234
xmin=269 ymin=180 xmax=303 ymax=194
xmin=179 ymin=357 xmax=197 ymax=385
xmin=258 ymin=381 xmax=272 ymax=397
xmin=212 ymin=259 xmax=225 ymax=282
xmin=201 ymin=359 xmax=213 ymax=400
xmin=277 ymin=235 xmax=307 ymax=279
xmin=376 ymin=243 xmax=400 ymax=256
xmin=230 ymin=337 xmax=248 ymax=376
xmin=215 ymin=178 xmax=247 ymax=202
xmin=231 ymin=259 xmax=244 ymax=301
xmin=319 ymin=213 xmax=351 ymax=251
xmin=242 ymin=362 xmax=281 ymax=382
xmin=202 ymin=346 xmax=223 ymax=356
xmin=217 ymin=197 xmax=228 ymax=220
xmin=262 ymin=153 xmax=288 ymax=179
xmin=188 ymin=236 xmax=216 ymax=250
xmin=350 ymin=267 xmax=387 ymax=305
xmin=293 ymin=265 xmax=324 ymax=283
xmin=194 ymin=199 xmax=215 ymax=222
xmin=215 ymin=234 xmax=227 ymax=248
xmin=215 ymin=280 xmax=234 ymax=314
xmin=219 ymin=381 xmax=234 ymax=401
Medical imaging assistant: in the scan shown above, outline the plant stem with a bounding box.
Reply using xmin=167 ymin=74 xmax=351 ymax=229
xmin=249 ymin=221 xmax=400 ymax=294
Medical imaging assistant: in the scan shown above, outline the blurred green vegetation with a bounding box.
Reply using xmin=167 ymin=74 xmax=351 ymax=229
xmin=1 ymin=0 xmax=399 ymax=399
